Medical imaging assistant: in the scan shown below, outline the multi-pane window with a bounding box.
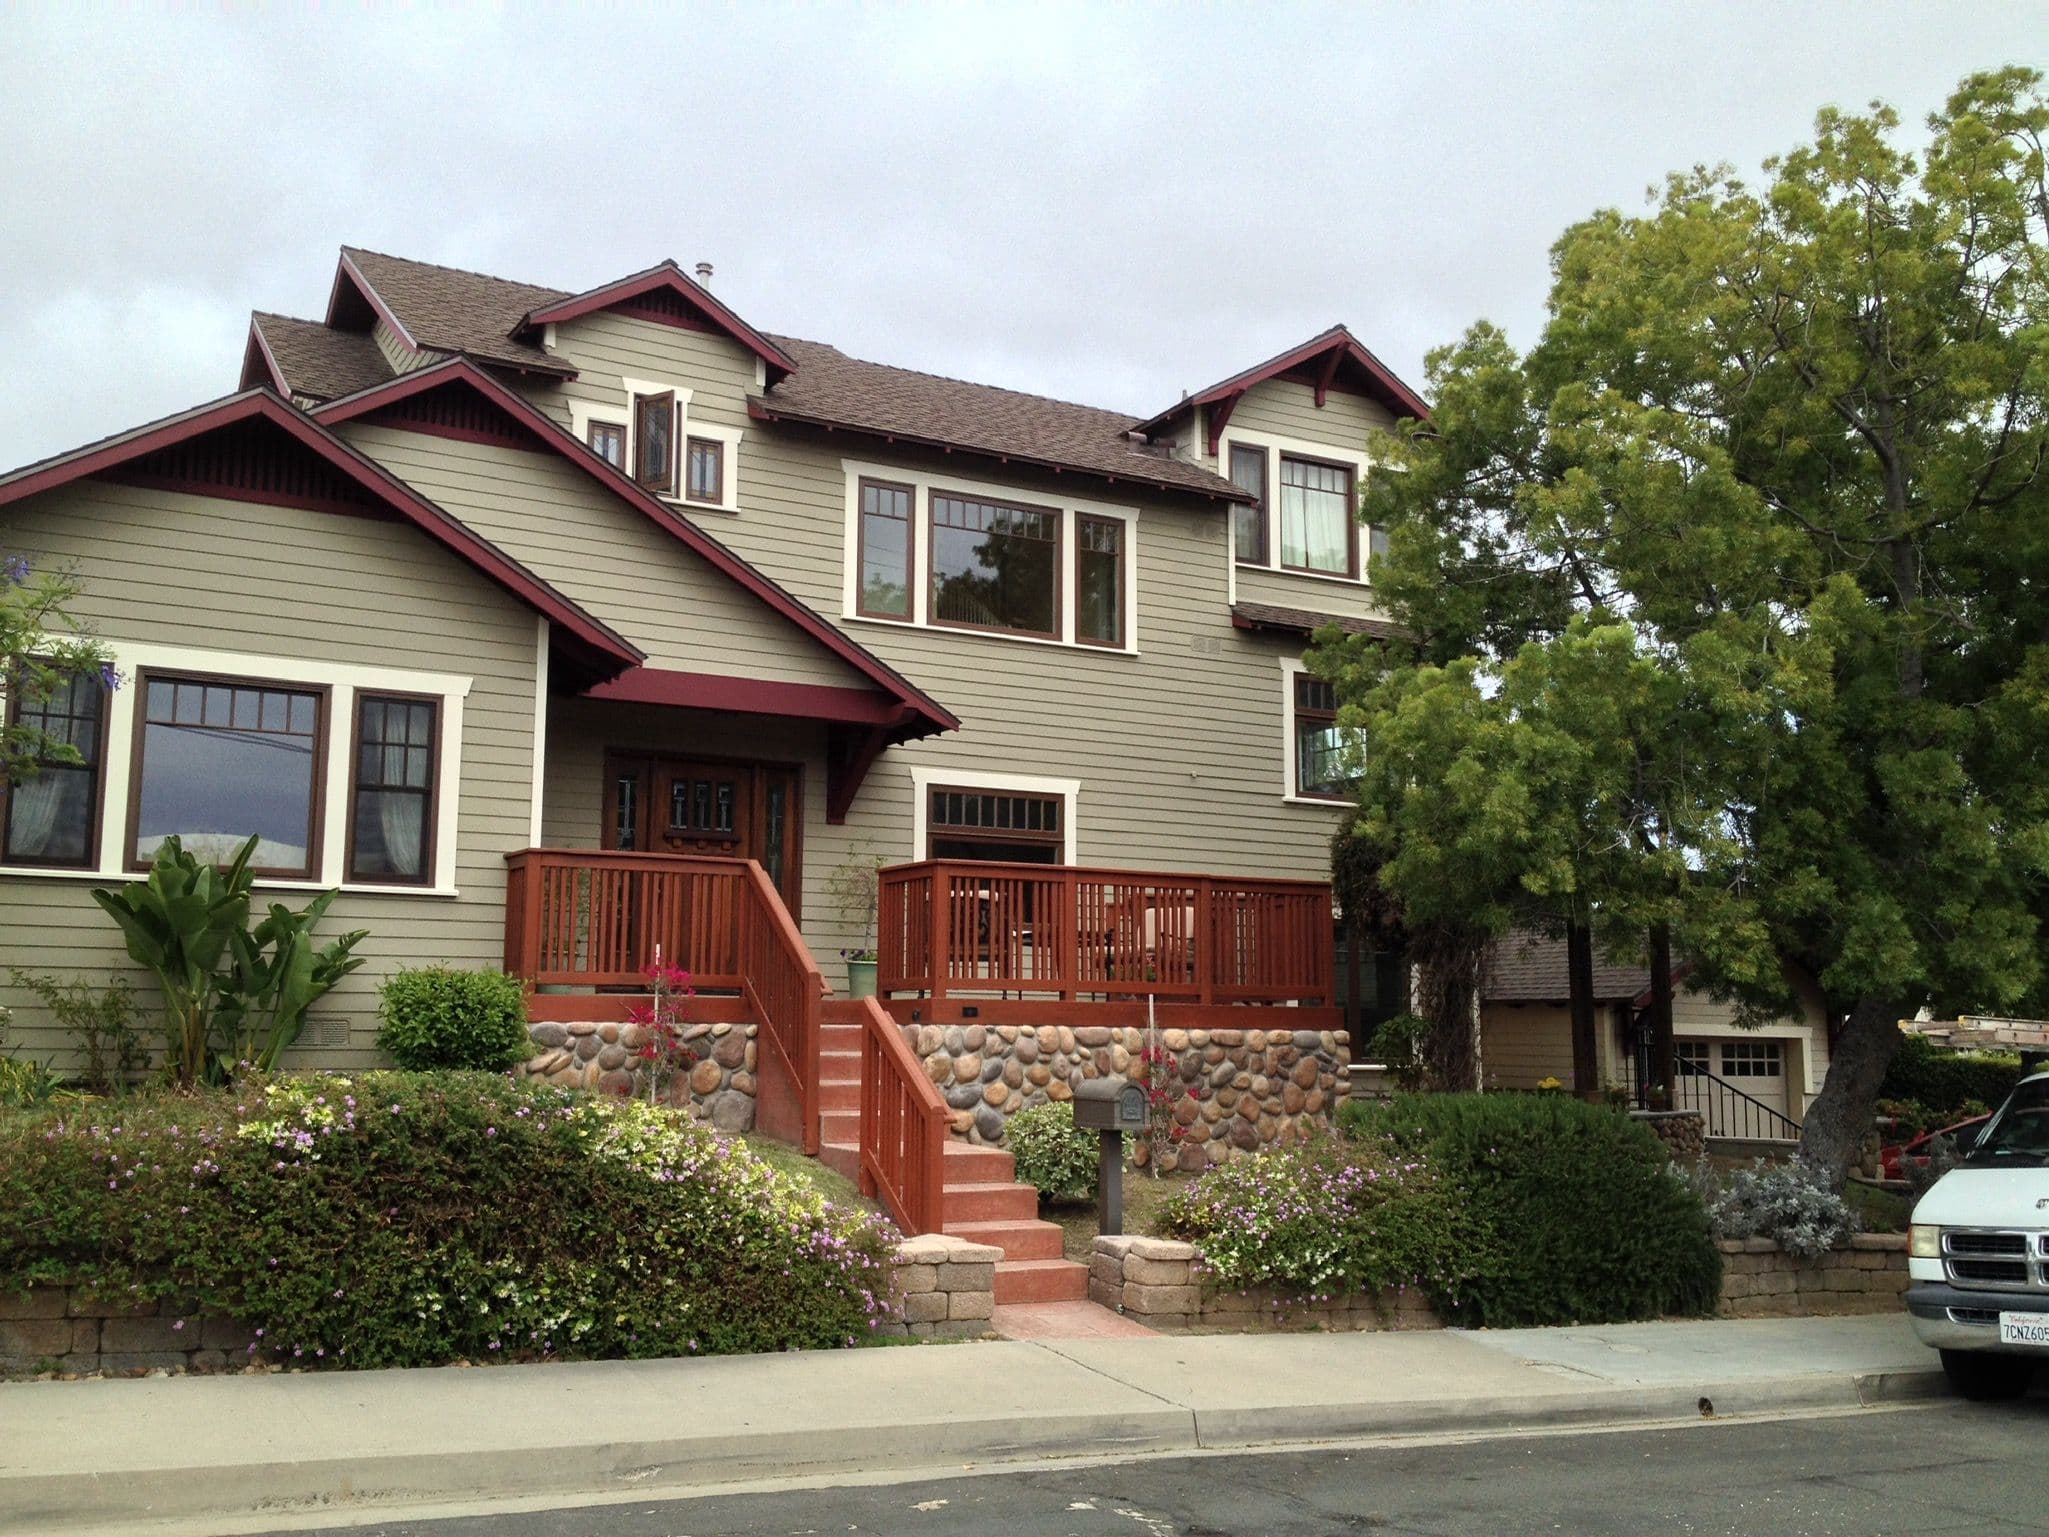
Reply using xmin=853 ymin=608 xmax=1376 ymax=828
xmin=348 ymin=694 xmax=437 ymax=884
xmin=857 ymin=478 xmax=912 ymax=618
xmin=1720 ymin=1040 xmax=1784 ymax=1078
xmin=1076 ymin=514 xmax=1124 ymax=647
xmin=587 ymin=421 xmax=625 ymax=469
xmin=1229 ymin=443 xmax=1268 ymax=565
xmin=929 ymin=492 xmax=1059 ymax=638
xmin=133 ymin=674 xmax=324 ymax=877
xmin=2 ymin=668 xmax=106 ymax=867
xmin=685 ymin=436 xmax=723 ymax=503
xmin=928 ymin=785 xmax=1063 ymax=864
xmin=668 ymin=774 xmax=737 ymax=838
xmin=1293 ymin=673 xmax=1358 ymax=799
xmin=1278 ymin=455 xmax=1354 ymax=576
xmin=632 ymin=391 xmax=675 ymax=493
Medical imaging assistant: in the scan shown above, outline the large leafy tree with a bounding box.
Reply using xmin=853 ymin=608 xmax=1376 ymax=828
xmin=1325 ymin=68 xmax=2049 ymax=1183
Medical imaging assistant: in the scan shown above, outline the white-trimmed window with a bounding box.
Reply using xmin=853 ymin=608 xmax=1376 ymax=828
xmin=0 ymin=640 xmax=471 ymax=894
xmin=1280 ymin=658 xmax=1363 ymax=803
xmin=1223 ymin=428 xmax=1383 ymax=585
xmin=909 ymin=766 xmax=1080 ymax=864
xmin=840 ymin=460 xmax=1137 ymax=653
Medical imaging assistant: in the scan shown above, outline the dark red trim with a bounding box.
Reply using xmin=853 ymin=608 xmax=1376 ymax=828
xmin=0 ymin=390 xmax=641 ymax=679
xmin=1141 ymin=325 xmax=1431 ymax=438
xmin=326 ymin=253 xmax=420 ymax=353
xmin=316 ymin=359 xmax=958 ymax=739
xmin=826 ymin=722 xmax=892 ymax=824
xmin=586 ymin=667 xmax=911 ymax=728
xmin=241 ymin=320 xmax=290 ymax=396
xmin=521 ymin=262 xmax=798 ymax=382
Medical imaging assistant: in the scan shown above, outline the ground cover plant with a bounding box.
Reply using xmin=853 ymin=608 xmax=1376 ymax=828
xmin=1336 ymin=1094 xmax=1721 ymax=1327
xmin=0 ymin=1072 xmax=899 ymax=1366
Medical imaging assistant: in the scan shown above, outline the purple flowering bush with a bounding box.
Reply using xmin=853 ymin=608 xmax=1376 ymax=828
xmin=1156 ymin=1138 xmax=1478 ymax=1307
xmin=0 ymin=1072 xmax=899 ymax=1367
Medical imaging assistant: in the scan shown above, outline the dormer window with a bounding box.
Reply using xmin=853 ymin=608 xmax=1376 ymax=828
xmin=1230 ymin=444 xmax=1268 ymax=565
xmin=633 ymin=391 xmax=675 ymax=493
xmin=1279 ymin=455 xmax=1354 ymax=577
xmin=587 ymin=421 xmax=625 ymax=469
xmin=685 ymin=436 xmax=724 ymax=504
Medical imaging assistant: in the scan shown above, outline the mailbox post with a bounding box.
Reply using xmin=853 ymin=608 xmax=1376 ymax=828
xmin=1073 ymin=1078 xmax=1148 ymax=1237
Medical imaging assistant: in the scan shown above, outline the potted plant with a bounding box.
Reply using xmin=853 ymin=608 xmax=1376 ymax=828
xmin=826 ymin=846 xmax=886 ymax=999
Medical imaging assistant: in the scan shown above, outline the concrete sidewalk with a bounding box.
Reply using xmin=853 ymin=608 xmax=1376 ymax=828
xmin=0 ymin=1315 xmax=1943 ymax=1535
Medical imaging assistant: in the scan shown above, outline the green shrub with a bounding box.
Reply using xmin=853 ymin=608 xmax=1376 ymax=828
xmin=1157 ymin=1137 xmax=1476 ymax=1305
xmin=1880 ymin=1032 xmax=2024 ymax=1115
xmin=8 ymin=970 xmax=147 ymax=1094
xmin=1338 ymin=1093 xmax=1721 ymax=1327
xmin=0 ymin=1073 xmax=898 ymax=1365
xmin=1008 ymin=1101 xmax=1124 ymax=1202
xmin=377 ymin=968 xmax=529 ymax=1071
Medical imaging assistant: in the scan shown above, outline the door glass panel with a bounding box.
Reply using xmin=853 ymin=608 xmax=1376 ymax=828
xmin=614 ymin=773 xmax=640 ymax=850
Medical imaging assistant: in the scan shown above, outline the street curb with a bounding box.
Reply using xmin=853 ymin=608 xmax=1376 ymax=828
xmin=0 ymin=1368 xmax=1949 ymax=1534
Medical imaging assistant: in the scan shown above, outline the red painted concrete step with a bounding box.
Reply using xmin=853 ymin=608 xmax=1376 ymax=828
xmin=941 ymin=1142 xmax=1017 ymax=1182
xmin=993 ymin=1258 xmax=1090 ymax=1305
xmin=940 ymin=1181 xmax=1040 ymax=1224
xmin=945 ymin=1218 xmax=1067 ymax=1261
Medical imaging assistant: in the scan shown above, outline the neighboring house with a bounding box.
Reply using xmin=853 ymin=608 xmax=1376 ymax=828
xmin=1479 ymin=931 xmax=1832 ymax=1143
xmin=0 ymin=248 xmax=1421 ymax=1073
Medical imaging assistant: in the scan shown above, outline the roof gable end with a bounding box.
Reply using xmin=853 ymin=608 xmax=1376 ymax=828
xmin=521 ymin=261 xmax=798 ymax=383
xmin=1142 ymin=326 xmax=1431 ymax=453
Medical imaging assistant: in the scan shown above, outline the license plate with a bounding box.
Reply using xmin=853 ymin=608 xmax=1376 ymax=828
xmin=1998 ymin=1313 xmax=2049 ymax=1347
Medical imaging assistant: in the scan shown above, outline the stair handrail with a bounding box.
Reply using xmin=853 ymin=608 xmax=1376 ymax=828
xmin=1672 ymin=1056 xmax=1804 ymax=1143
xmin=736 ymin=859 xmax=826 ymax=1155
xmin=854 ymin=995 xmax=948 ymax=1235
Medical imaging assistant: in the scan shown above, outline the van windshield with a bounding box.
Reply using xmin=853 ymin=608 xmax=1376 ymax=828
xmin=1963 ymin=1078 xmax=2049 ymax=1167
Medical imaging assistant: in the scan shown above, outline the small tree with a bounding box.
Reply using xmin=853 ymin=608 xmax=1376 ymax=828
xmin=825 ymin=845 xmax=886 ymax=962
xmin=2 ymin=551 xmax=112 ymax=788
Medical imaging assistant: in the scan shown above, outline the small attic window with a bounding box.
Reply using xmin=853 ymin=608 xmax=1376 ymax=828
xmin=633 ymin=392 xmax=675 ymax=493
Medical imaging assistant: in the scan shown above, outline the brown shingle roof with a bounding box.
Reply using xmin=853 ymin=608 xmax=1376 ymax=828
xmin=1482 ymin=932 xmax=1651 ymax=1004
xmin=1231 ymin=601 xmax=1405 ymax=643
xmin=340 ymin=248 xmax=571 ymax=374
xmin=251 ymin=314 xmax=393 ymax=403
xmin=753 ymin=336 xmax=1246 ymax=502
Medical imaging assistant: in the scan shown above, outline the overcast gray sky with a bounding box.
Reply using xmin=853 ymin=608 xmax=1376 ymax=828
xmin=1 ymin=2 xmax=2042 ymax=467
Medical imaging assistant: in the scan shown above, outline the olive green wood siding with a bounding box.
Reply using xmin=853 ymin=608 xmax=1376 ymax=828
xmin=548 ymin=312 xmax=757 ymax=433
xmin=333 ymin=422 xmax=866 ymax=689
xmin=372 ymin=318 xmax=429 ymax=376
xmin=1228 ymin=376 xmax=1394 ymax=445
xmin=0 ymin=482 xmax=541 ymax=1068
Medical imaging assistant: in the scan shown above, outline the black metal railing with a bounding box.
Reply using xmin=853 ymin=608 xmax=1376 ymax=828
xmin=1627 ymin=1045 xmax=1802 ymax=1143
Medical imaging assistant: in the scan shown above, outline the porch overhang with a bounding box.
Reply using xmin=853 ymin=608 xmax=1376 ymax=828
xmin=582 ymin=664 xmax=952 ymax=824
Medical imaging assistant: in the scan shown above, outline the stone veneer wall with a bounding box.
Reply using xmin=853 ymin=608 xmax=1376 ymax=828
xmin=2 ymin=1235 xmax=999 ymax=1376
xmin=1716 ymin=1235 xmax=1909 ymax=1317
xmin=906 ymin=1022 xmax=1349 ymax=1165
xmin=1631 ymin=1109 xmax=1707 ymax=1164
xmin=1089 ymin=1236 xmax=1441 ymax=1333
xmin=516 ymin=1019 xmax=757 ymax=1133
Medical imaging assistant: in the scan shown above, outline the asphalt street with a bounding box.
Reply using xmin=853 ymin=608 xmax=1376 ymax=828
xmin=247 ymin=1398 xmax=2048 ymax=1537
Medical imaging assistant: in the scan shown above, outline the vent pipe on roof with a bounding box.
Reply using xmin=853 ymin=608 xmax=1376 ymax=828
xmin=694 ymin=261 xmax=714 ymax=288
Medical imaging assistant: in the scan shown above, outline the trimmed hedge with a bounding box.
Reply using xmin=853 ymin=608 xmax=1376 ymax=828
xmin=1337 ymin=1094 xmax=1721 ymax=1327
xmin=376 ymin=967 xmax=530 ymax=1072
xmin=0 ymin=1073 xmax=898 ymax=1366
xmin=1009 ymin=1101 xmax=1129 ymax=1203
xmin=1879 ymin=1032 xmax=2025 ymax=1115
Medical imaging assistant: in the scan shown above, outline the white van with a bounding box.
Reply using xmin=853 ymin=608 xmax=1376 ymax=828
xmin=1906 ymin=1071 xmax=2049 ymax=1399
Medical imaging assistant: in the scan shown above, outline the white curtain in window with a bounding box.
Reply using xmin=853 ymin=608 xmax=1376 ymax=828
xmin=5 ymin=774 xmax=62 ymax=855
xmin=379 ymin=794 xmax=425 ymax=878
xmin=1279 ymin=478 xmax=1350 ymax=573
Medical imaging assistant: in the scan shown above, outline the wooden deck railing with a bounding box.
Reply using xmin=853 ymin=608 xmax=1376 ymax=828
xmin=877 ymin=859 xmax=1335 ymax=1005
xmin=851 ymin=995 xmax=948 ymax=1234
xmin=504 ymin=849 xmax=824 ymax=1153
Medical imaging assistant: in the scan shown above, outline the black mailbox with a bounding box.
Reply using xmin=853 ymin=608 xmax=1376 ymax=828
xmin=1074 ymin=1077 xmax=1148 ymax=1133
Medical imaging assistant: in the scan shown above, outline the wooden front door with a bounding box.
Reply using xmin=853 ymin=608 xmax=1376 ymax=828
xmin=603 ymin=753 xmax=804 ymax=918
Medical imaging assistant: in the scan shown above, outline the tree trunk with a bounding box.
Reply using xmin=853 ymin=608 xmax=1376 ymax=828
xmin=1797 ymin=997 xmax=1904 ymax=1187
xmin=1567 ymin=919 xmax=1599 ymax=1096
xmin=1646 ymin=924 xmax=1676 ymax=1109
xmin=1413 ymin=925 xmax=1481 ymax=1092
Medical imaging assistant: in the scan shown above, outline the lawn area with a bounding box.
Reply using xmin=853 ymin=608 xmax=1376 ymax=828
xmin=1043 ymin=1165 xmax=1195 ymax=1262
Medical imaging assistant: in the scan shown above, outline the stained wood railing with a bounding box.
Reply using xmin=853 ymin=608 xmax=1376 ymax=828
xmin=504 ymin=848 xmax=824 ymax=1152
xmin=878 ymin=859 xmax=1334 ymax=1005
xmin=850 ymin=995 xmax=948 ymax=1234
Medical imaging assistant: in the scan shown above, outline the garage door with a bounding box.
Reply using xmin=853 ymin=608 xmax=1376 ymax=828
xmin=1676 ymin=1038 xmax=1793 ymax=1141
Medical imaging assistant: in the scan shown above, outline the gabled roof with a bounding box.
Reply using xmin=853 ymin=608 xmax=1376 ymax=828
xmin=1230 ymin=601 xmax=1405 ymax=644
xmin=1481 ymin=931 xmax=1653 ymax=1005
xmin=0 ymin=390 xmax=641 ymax=686
xmin=519 ymin=261 xmax=798 ymax=383
xmin=242 ymin=313 xmax=393 ymax=402
xmin=312 ymin=358 xmax=958 ymax=741
xmin=329 ymin=248 xmax=575 ymax=377
xmin=1140 ymin=325 xmax=1431 ymax=454
xmin=753 ymin=336 xmax=1247 ymax=503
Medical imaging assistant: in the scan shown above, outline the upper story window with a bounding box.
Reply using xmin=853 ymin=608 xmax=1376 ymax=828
xmin=348 ymin=693 xmax=439 ymax=885
xmin=632 ymin=391 xmax=676 ymax=493
xmin=930 ymin=491 xmax=1060 ymax=640
xmin=134 ymin=673 xmax=325 ymax=877
xmin=1076 ymin=515 xmax=1125 ymax=647
xmin=1279 ymin=455 xmax=1354 ymax=577
xmin=1230 ymin=443 xmax=1268 ymax=565
xmin=685 ymin=436 xmax=724 ymax=504
xmin=1 ymin=668 xmax=107 ymax=868
xmin=587 ymin=421 xmax=625 ymax=469
xmin=857 ymin=478 xmax=913 ymax=619
xmin=1291 ymin=672 xmax=1360 ymax=800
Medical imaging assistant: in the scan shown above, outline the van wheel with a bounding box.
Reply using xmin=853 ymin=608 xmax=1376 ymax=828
xmin=1940 ymin=1350 xmax=2034 ymax=1401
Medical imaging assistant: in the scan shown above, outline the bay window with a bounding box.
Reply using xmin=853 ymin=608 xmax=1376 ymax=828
xmin=132 ymin=674 xmax=325 ymax=876
xmin=2 ymin=668 xmax=106 ymax=868
xmin=857 ymin=478 xmax=912 ymax=619
xmin=347 ymin=693 xmax=439 ymax=884
xmin=1278 ymin=454 xmax=1354 ymax=576
xmin=929 ymin=491 xmax=1059 ymax=639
